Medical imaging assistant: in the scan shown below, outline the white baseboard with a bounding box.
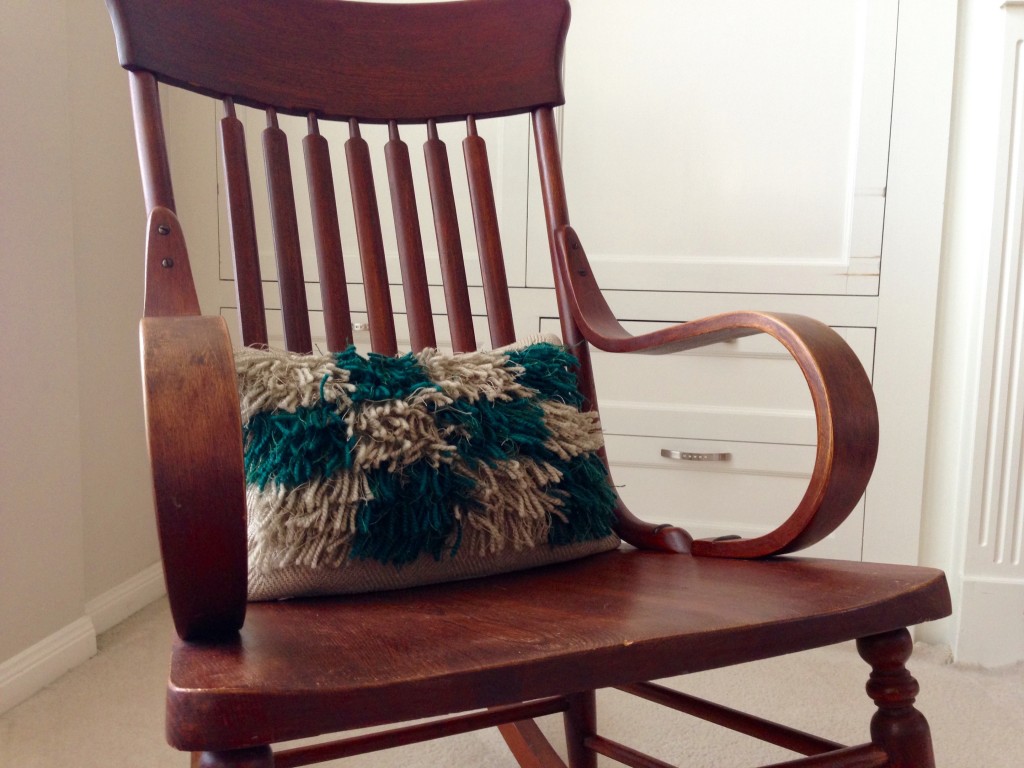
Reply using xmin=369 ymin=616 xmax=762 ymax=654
xmin=0 ymin=617 xmax=96 ymax=715
xmin=956 ymin=576 xmax=1024 ymax=666
xmin=85 ymin=561 xmax=166 ymax=636
xmin=0 ymin=563 xmax=166 ymax=716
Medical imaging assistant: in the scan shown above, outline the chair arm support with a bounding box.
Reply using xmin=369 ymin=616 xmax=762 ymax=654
xmin=554 ymin=226 xmax=879 ymax=557
xmin=140 ymin=315 xmax=247 ymax=640
xmin=144 ymin=206 xmax=201 ymax=318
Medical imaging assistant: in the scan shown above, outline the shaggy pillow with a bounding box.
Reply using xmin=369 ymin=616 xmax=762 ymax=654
xmin=236 ymin=335 xmax=620 ymax=600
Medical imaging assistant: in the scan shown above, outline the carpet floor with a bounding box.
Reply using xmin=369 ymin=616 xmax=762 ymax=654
xmin=1 ymin=597 xmax=1021 ymax=767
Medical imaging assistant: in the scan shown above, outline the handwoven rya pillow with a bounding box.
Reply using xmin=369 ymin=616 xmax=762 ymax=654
xmin=235 ymin=335 xmax=620 ymax=600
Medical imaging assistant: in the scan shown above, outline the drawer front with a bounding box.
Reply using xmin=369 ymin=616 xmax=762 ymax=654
xmin=606 ymin=434 xmax=864 ymax=560
xmin=541 ymin=318 xmax=875 ymax=446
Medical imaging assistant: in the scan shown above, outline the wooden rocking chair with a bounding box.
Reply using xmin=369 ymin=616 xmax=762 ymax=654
xmin=106 ymin=1 xmax=951 ymax=766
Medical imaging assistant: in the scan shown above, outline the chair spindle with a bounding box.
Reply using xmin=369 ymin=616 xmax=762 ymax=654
xmin=532 ymin=108 xmax=600 ymax=411
xmin=424 ymin=119 xmax=477 ymax=353
xmin=128 ymin=71 xmax=176 ymax=214
xmin=263 ymin=108 xmax=312 ymax=353
xmin=220 ymin=98 xmax=269 ymax=348
xmin=345 ymin=119 xmax=398 ymax=356
xmin=464 ymin=116 xmax=515 ymax=348
xmin=385 ymin=121 xmax=437 ymax=351
xmin=303 ymin=113 xmax=353 ymax=352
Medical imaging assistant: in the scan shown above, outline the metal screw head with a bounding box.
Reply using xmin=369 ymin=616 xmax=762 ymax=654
xmin=157 ymin=224 xmax=171 ymax=235
xmin=161 ymin=258 xmax=174 ymax=268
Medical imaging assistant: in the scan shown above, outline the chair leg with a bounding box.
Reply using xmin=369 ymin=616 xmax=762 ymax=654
xmin=194 ymin=746 xmax=273 ymax=767
xmin=563 ymin=691 xmax=597 ymax=768
xmin=500 ymin=719 xmax=569 ymax=768
xmin=856 ymin=628 xmax=936 ymax=768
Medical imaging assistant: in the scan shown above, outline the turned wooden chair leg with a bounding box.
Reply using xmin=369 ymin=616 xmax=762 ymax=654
xmin=194 ymin=746 xmax=274 ymax=768
xmin=563 ymin=691 xmax=597 ymax=768
xmin=856 ymin=628 xmax=937 ymax=768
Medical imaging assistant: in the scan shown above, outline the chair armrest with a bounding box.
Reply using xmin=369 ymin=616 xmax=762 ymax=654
xmin=553 ymin=226 xmax=879 ymax=558
xmin=141 ymin=315 xmax=247 ymax=639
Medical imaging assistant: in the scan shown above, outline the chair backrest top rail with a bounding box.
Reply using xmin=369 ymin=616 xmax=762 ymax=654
xmin=106 ymin=0 xmax=571 ymax=123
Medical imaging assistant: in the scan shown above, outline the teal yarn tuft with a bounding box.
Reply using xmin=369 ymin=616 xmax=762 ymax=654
xmin=351 ymin=462 xmax=474 ymax=565
xmin=243 ymin=404 xmax=353 ymax=490
xmin=546 ymin=454 xmax=618 ymax=546
xmin=506 ymin=342 xmax=585 ymax=406
xmin=436 ymin=396 xmax=551 ymax=468
xmin=335 ymin=346 xmax=437 ymax=403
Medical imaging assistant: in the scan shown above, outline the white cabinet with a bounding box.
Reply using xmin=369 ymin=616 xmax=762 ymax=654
xmin=528 ymin=0 xmax=897 ymax=297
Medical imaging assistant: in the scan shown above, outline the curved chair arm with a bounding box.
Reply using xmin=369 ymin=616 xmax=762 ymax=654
xmin=141 ymin=315 xmax=248 ymax=639
xmin=554 ymin=226 xmax=879 ymax=558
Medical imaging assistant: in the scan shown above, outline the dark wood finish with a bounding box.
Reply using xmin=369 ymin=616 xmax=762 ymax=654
xmin=857 ymin=629 xmax=937 ymax=768
xmin=128 ymin=70 xmax=175 ymax=213
xmin=618 ymin=682 xmax=844 ymax=757
xmin=498 ymin=720 xmax=569 ymax=768
xmin=165 ymin=553 xmax=949 ymax=751
xmin=303 ymin=114 xmax=353 ymax=351
xmin=583 ymin=739 xmax=888 ymax=768
xmin=425 ymin=120 xmax=477 ymax=352
xmin=385 ymin=121 xmax=436 ymax=351
xmin=143 ymin=207 xmax=200 ymax=318
xmin=585 ymin=736 xmax=887 ymax=768
xmin=140 ymin=316 xmax=246 ymax=640
xmin=464 ymin=117 xmax=516 ymax=347
xmin=583 ymin=736 xmax=676 ymax=768
xmin=530 ymin=109 xmax=587 ymax=380
xmin=263 ymin=109 xmax=312 ymax=353
xmin=758 ymin=745 xmax=888 ymax=768
xmin=196 ymin=747 xmax=272 ymax=768
xmin=273 ymin=697 xmax=568 ymax=767
xmin=109 ymin=2 xmax=952 ymax=767
xmin=106 ymin=0 xmax=570 ymax=122
xmin=346 ymin=119 xmax=398 ymax=355
xmin=220 ymin=100 xmax=268 ymax=348
xmin=563 ymin=691 xmax=597 ymax=768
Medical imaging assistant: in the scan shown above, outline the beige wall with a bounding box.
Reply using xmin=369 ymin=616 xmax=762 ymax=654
xmin=67 ymin=2 xmax=159 ymax=602
xmin=0 ymin=1 xmax=159 ymax=664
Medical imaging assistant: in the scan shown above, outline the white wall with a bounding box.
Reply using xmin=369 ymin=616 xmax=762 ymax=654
xmin=0 ymin=1 xmax=161 ymax=712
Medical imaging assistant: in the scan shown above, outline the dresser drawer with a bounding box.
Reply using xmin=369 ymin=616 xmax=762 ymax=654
xmin=604 ymin=435 xmax=864 ymax=560
xmin=542 ymin=318 xmax=874 ymax=447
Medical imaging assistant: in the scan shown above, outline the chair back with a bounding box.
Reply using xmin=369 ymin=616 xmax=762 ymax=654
xmin=107 ymin=0 xmax=585 ymax=371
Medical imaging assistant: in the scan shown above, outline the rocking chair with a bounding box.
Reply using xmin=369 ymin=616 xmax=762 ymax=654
xmin=105 ymin=1 xmax=951 ymax=766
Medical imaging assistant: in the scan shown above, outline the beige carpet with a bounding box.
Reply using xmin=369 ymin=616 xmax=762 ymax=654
xmin=1 ymin=597 xmax=1021 ymax=767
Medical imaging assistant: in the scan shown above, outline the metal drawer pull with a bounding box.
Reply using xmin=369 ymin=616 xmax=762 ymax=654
xmin=352 ymin=322 xmax=370 ymax=332
xmin=660 ymin=449 xmax=731 ymax=462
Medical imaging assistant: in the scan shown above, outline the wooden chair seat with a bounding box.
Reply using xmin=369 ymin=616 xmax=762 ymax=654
xmin=168 ymin=550 xmax=949 ymax=753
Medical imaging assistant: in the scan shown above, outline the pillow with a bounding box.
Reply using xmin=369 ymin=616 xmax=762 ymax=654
xmin=236 ymin=334 xmax=620 ymax=600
